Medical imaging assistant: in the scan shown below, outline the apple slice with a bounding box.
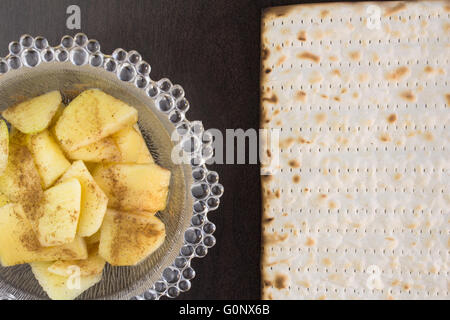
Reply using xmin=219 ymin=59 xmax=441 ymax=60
xmin=1 ymin=91 xmax=62 ymax=134
xmin=58 ymin=161 xmax=108 ymax=237
xmin=113 ymin=125 xmax=154 ymax=164
xmin=48 ymin=246 xmax=105 ymax=277
xmin=0 ymin=204 xmax=87 ymax=266
xmin=30 ymin=261 xmax=102 ymax=300
xmin=28 ymin=130 xmax=71 ymax=188
xmin=92 ymin=163 xmax=170 ymax=212
xmin=54 ymin=89 xmax=138 ymax=152
xmin=0 ymin=143 xmax=44 ymax=230
xmin=66 ymin=137 xmax=121 ymax=163
xmin=99 ymin=209 xmax=166 ymax=266
xmin=37 ymin=178 xmax=81 ymax=247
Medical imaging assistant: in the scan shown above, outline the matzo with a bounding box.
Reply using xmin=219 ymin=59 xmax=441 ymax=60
xmin=261 ymin=1 xmax=449 ymax=300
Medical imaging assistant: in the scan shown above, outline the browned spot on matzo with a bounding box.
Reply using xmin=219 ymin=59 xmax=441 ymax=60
xmin=298 ymin=137 xmax=311 ymax=144
xmin=288 ymin=159 xmax=300 ymax=168
xmin=384 ymin=3 xmax=407 ymax=16
xmin=385 ymin=66 xmax=410 ymax=81
xmin=320 ymin=10 xmax=330 ymax=19
xmin=274 ymin=274 xmax=288 ymax=289
xmin=293 ymin=175 xmax=300 ymax=183
xmin=380 ymin=133 xmax=391 ymax=142
xmin=261 ymin=47 xmax=270 ymax=61
xmin=329 ymin=55 xmax=338 ymax=62
xmin=423 ymin=133 xmax=434 ymax=141
xmin=262 ymin=93 xmax=278 ymax=104
xmin=315 ymin=113 xmax=327 ymax=124
xmin=424 ymin=66 xmax=434 ymax=73
xmin=262 ymin=5 xmax=295 ymax=19
xmin=296 ymin=90 xmax=307 ymax=102
xmin=276 ymin=55 xmax=286 ymax=66
xmin=263 ymin=217 xmax=274 ymax=224
xmin=331 ymin=69 xmax=341 ymax=77
xmin=305 ymin=237 xmax=315 ymax=246
xmin=400 ymin=90 xmax=416 ymax=102
xmin=265 ymin=232 xmax=288 ymax=245
xmin=328 ymin=201 xmax=337 ymax=209
xmin=387 ymin=114 xmax=397 ymax=123
xmin=445 ymin=94 xmax=450 ymax=105
xmin=322 ymin=258 xmax=332 ymax=266
xmin=280 ymin=137 xmax=295 ymax=149
xmin=297 ymin=51 xmax=320 ymax=63
xmin=349 ymin=51 xmax=361 ymax=61
xmin=263 ymin=280 xmax=272 ymax=287
xmin=297 ymin=30 xmax=307 ymax=41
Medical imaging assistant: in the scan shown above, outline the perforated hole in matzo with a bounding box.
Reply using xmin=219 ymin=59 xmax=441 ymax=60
xmin=260 ymin=1 xmax=449 ymax=300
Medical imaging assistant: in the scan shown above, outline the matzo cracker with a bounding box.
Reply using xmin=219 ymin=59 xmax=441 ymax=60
xmin=261 ymin=1 xmax=449 ymax=300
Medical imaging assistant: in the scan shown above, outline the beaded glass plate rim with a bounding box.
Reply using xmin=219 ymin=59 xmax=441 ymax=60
xmin=0 ymin=33 xmax=224 ymax=300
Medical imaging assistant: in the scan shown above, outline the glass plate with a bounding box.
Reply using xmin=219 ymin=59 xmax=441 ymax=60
xmin=0 ymin=34 xmax=223 ymax=300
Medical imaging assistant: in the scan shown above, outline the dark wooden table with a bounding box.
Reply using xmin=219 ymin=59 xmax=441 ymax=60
xmin=0 ymin=0 xmax=349 ymax=300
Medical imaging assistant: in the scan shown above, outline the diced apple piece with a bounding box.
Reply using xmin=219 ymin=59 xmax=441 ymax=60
xmin=0 ymin=204 xmax=87 ymax=266
xmin=99 ymin=209 xmax=166 ymax=266
xmin=1 ymin=91 xmax=62 ymax=134
xmin=113 ymin=125 xmax=154 ymax=164
xmin=66 ymin=137 xmax=121 ymax=163
xmin=37 ymin=178 xmax=81 ymax=247
xmin=9 ymin=126 xmax=29 ymax=146
xmin=92 ymin=163 xmax=170 ymax=212
xmin=85 ymin=230 xmax=101 ymax=245
xmin=28 ymin=130 xmax=71 ymax=188
xmin=48 ymin=246 xmax=105 ymax=277
xmin=54 ymin=89 xmax=138 ymax=152
xmin=0 ymin=192 xmax=8 ymax=207
xmin=58 ymin=161 xmax=108 ymax=237
xmin=0 ymin=143 xmax=44 ymax=229
xmin=0 ymin=120 xmax=8 ymax=175
xmin=30 ymin=261 xmax=102 ymax=300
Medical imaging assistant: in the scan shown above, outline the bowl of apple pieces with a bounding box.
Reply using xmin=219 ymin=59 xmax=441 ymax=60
xmin=0 ymin=34 xmax=223 ymax=300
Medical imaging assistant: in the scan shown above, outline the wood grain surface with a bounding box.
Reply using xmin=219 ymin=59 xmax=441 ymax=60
xmin=0 ymin=0 xmax=362 ymax=300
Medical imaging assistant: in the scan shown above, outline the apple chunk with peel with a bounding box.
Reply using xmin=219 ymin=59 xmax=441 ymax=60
xmin=93 ymin=163 xmax=170 ymax=212
xmin=99 ymin=209 xmax=166 ymax=266
xmin=0 ymin=204 xmax=87 ymax=267
xmin=0 ymin=143 xmax=44 ymax=230
xmin=37 ymin=178 xmax=82 ymax=247
xmin=28 ymin=130 xmax=71 ymax=188
xmin=113 ymin=125 xmax=154 ymax=164
xmin=48 ymin=246 xmax=105 ymax=277
xmin=30 ymin=261 xmax=102 ymax=300
xmin=57 ymin=161 xmax=108 ymax=237
xmin=54 ymin=89 xmax=138 ymax=152
xmin=0 ymin=120 xmax=8 ymax=176
xmin=1 ymin=91 xmax=62 ymax=134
